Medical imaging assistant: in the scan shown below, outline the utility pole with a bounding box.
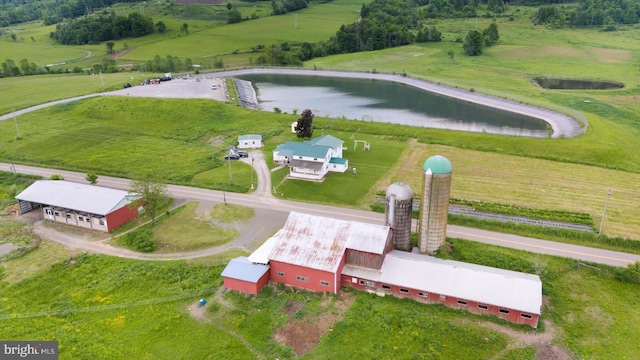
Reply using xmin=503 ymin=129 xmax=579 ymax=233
xmin=251 ymin=156 xmax=254 ymax=190
xmin=228 ymin=154 xmax=233 ymax=183
xmin=99 ymin=71 xmax=104 ymax=87
xmin=598 ymin=189 xmax=612 ymax=235
xmin=13 ymin=109 xmax=20 ymax=139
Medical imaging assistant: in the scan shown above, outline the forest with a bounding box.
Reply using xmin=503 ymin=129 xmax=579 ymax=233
xmin=49 ymin=12 xmax=155 ymax=45
xmin=533 ymin=0 xmax=639 ymax=28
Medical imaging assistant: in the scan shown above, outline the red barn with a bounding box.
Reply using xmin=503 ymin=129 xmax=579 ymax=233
xmin=221 ymin=257 xmax=270 ymax=295
xmin=250 ymin=212 xmax=393 ymax=294
xmin=222 ymin=211 xmax=542 ymax=328
xmin=341 ymin=250 xmax=542 ymax=328
xmin=15 ymin=180 xmax=141 ymax=232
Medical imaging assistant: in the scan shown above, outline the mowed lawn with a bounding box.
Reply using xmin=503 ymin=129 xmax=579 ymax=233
xmin=125 ymin=0 xmax=367 ymax=61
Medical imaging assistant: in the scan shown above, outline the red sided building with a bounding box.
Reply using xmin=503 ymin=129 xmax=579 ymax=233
xmin=16 ymin=180 xmax=141 ymax=232
xmin=222 ymin=211 xmax=542 ymax=328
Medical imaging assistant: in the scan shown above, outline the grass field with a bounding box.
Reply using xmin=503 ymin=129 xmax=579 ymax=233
xmin=0 ymin=96 xmax=638 ymax=238
xmin=1 ymin=237 xmax=638 ymax=359
xmin=149 ymin=202 xmax=244 ymax=253
xmin=1 ymin=5 xmax=639 ymax=357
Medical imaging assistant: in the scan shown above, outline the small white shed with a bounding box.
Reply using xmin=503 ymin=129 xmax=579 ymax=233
xmin=238 ymin=134 xmax=263 ymax=149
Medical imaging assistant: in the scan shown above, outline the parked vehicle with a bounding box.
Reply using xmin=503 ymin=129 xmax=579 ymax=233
xmin=123 ymin=83 xmax=132 ymax=88
xmin=224 ymin=154 xmax=240 ymax=160
xmin=236 ymin=150 xmax=249 ymax=158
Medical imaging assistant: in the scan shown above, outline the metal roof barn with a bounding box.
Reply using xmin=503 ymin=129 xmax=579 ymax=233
xmin=268 ymin=212 xmax=391 ymax=273
xmin=342 ymin=250 xmax=542 ymax=315
xmin=16 ymin=180 xmax=139 ymax=215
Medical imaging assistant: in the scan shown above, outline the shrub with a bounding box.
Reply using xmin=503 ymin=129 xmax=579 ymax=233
xmin=122 ymin=228 xmax=156 ymax=252
xmin=614 ymin=262 xmax=640 ymax=283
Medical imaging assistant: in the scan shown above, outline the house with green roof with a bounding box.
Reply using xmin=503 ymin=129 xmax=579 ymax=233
xmin=273 ymin=135 xmax=349 ymax=181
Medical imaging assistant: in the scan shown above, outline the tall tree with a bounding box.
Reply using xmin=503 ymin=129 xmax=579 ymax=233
xmin=130 ymin=178 xmax=169 ymax=226
xmin=295 ymin=109 xmax=314 ymax=139
xmin=483 ymin=22 xmax=500 ymax=46
xmin=463 ymin=30 xmax=484 ymax=56
xmin=105 ymin=41 xmax=115 ymax=54
xmin=155 ymin=21 xmax=166 ymax=33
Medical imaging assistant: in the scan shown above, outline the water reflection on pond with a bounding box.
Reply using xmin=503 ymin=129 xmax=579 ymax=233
xmin=238 ymin=74 xmax=549 ymax=137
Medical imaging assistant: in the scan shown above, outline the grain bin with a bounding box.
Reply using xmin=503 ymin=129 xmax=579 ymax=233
xmin=418 ymin=155 xmax=452 ymax=255
xmin=385 ymin=182 xmax=414 ymax=251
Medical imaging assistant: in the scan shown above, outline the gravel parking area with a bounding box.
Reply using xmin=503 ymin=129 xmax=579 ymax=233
xmin=108 ymin=76 xmax=229 ymax=102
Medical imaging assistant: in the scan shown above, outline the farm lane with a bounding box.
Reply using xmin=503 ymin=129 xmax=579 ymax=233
xmin=0 ymin=69 xmax=582 ymax=138
xmin=3 ymin=162 xmax=639 ymax=267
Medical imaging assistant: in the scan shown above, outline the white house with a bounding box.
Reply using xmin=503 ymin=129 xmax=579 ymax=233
xmin=238 ymin=134 xmax=263 ymax=149
xmin=273 ymin=135 xmax=348 ymax=181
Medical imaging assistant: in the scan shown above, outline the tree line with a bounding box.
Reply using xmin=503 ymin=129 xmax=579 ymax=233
xmin=50 ymin=12 xmax=155 ymax=45
xmin=0 ymin=0 xmax=139 ymax=27
xmin=533 ymin=0 xmax=639 ymax=28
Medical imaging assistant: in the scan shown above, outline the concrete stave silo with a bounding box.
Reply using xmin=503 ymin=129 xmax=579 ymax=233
xmin=418 ymin=155 xmax=452 ymax=255
xmin=385 ymin=182 xmax=414 ymax=251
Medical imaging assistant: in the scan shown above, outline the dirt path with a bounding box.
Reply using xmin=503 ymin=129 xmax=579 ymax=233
xmin=30 ymin=200 xmax=287 ymax=261
xmin=477 ymin=319 xmax=572 ymax=360
xmin=187 ymin=299 xmax=262 ymax=359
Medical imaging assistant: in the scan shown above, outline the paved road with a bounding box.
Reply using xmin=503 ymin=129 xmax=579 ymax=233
xmin=0 ymin=69 xmax=583 ymax=138
xmin=3 ymin=162 xmax=638 ymax=267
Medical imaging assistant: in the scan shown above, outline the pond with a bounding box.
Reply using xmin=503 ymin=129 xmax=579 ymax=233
xmin=237 ymin=74 xmax=550 ymax=137
xmin=533 ymin=77 xmax=624 ymax=90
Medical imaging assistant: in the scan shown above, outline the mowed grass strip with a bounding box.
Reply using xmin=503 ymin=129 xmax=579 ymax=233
xmin=376 ymin=141 xmax=640 ymax=239
xmin=151 ymin=202 xmax=239 ymax=253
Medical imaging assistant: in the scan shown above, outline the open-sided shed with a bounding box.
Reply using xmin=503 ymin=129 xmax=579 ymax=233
xmin=15 ymin=180 xmax=140 ymax=232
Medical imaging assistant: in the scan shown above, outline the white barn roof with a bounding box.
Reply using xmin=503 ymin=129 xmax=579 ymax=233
xmin=267 ymin=212 xmax=391 ymax=273
xmin=16 ymin=180 xmax=139 ymax=216
xmin=342 ymin=250 xmax=542 ymax=315
xmin=247 ymin=230 xmax=282 ymax=264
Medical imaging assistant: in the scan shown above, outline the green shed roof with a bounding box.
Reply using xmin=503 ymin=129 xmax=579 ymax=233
xmin=276 ymin=141 xmax=330 ymax=158
xmin=308 ymin=135 xmax=344 ymax=149
xmin=423 ymin=155 xmax=452 ymax=174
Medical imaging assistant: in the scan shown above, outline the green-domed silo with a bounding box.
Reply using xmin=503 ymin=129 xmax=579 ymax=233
xmin=418 ymin=155 xmax=452 ymax=255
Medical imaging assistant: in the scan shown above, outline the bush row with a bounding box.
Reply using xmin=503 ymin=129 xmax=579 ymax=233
xmin=450 ymin=197 xmax=595 ymax=227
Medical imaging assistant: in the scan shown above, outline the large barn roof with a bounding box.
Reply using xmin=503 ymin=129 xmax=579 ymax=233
xmin=267 ymin=212 xmax=391 ymax=273
xmin=342 ymin=250 xmax=542 ymax=315
xmin=16 ymin=180 xmax=139 ymax=216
